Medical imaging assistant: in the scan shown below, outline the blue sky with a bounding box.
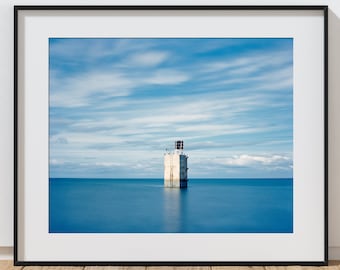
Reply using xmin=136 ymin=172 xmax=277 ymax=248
xmin=49 ymin=38 xmax=293 ymax=178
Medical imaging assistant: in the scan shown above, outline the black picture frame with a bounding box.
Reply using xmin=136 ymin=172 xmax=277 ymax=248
xmin=14 ymin=5 xmax=328 ymax=266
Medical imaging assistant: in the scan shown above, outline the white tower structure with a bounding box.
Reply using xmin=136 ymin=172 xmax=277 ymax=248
xmin=164 ymin=140 xmax=188 ymax=188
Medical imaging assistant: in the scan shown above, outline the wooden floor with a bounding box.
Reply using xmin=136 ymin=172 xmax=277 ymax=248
xmin=1 ymin=261 xmax=340 ymax=270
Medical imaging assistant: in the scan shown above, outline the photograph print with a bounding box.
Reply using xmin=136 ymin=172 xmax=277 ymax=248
xmin=49 ymin=38 xmax=293 ymax=234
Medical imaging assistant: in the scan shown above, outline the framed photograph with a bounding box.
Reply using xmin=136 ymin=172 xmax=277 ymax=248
xmin=14 ymin=5 xmax=328 ymax=265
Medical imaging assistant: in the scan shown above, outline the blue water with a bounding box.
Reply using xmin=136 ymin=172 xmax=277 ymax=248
xmin=49 ymin=178 xmax=293 ymax=233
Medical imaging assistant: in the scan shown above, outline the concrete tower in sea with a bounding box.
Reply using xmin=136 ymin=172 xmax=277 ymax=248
xmin=164 ymin=140 xmax=188 ymax=188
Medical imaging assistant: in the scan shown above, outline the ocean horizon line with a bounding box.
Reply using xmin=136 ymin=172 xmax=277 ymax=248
xmin=49 ymin=177 xmax=293 ymax=180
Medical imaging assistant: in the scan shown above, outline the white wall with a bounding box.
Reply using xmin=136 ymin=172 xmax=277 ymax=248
xmin=1 ymin=0 xmax=340 ymax=260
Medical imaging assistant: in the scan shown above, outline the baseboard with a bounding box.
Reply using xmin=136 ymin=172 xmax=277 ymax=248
xmin=0 ymin=246 xmax=339 ymax=261
xmin=329 ymin=247 xmax=340 ymax=260
xmin=0 ymin=247 xmax=13 ymax=260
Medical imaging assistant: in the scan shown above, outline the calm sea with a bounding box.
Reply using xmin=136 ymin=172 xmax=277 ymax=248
xmin=49 ymin=178 xmax=293 ymax=233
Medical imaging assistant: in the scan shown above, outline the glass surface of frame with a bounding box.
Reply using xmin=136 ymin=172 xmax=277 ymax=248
xmin=14 ymin=5 xmax=328 ymax=265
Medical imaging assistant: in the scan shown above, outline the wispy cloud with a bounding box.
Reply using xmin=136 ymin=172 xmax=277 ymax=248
xmin=50 ymin=72 xmax=134 ymax=107
xmin=143 ymin=69 xmax=190 ymax=85
xmin=128 ymin=51 xmax=170 ymax=66
xmin=223 ymin=154 xmax=291 ymax=167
